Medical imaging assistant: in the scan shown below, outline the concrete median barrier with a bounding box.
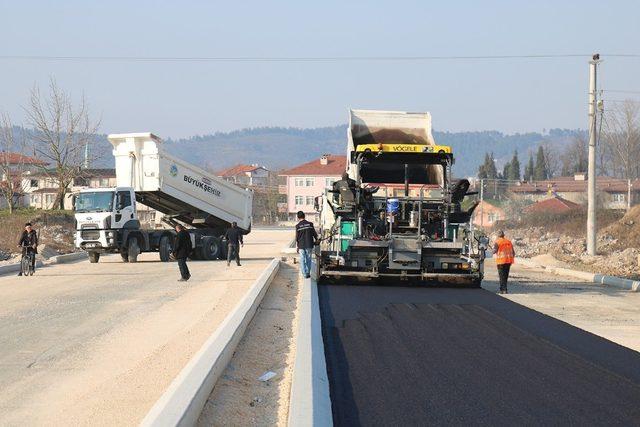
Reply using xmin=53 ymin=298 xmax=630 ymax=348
xmin=140 ymin=258 xmax=281 ymax=427
xmin=516 ymin=257 xmax=640 ymax=292
xmin=48 ymin=252 xmax=88 ymax=264
xmin=0 ymin=260 xmax=44 ymax=276
xmin=287 ymin=274 xmax=333 ymax=427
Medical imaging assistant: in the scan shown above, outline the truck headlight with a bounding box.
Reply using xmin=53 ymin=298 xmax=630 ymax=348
xmin=441 ymin=262 xmax=448 ymax=269
xmin=107 ymin=231 xmax=115 ymax=238
xmin=461 ymin=262 xmax=470 ymax=270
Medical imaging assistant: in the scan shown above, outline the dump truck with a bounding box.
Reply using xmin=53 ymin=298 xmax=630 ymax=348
xmin=316 ymin=109 xmax=486 ymax=285
xmin=74 ymin=132 xmax=252 ymax=263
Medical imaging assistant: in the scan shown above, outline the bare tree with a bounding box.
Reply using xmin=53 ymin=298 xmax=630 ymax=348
xmin=0 ymin=113 xmax=30 ymax=213
xmin=541 ymin=141 xmax=560 ymax=178
xmin=602 ymin=100 xmax=640 ymax=180
xmin=560 ymin=134 xmax=588 ymax=176
xmin=25 ymin=79 xmax=101 ymax=209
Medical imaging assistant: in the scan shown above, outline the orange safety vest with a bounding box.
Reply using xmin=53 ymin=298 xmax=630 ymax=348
xmin=495 ymin=237 xmax=515 ymax=265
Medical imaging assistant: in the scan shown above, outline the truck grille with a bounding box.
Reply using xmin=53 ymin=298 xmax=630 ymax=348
xmin=81 ymin=230 xmax=100 ymax=240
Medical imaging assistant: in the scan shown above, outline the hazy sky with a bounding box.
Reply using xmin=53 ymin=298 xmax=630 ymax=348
xmin=0 ymin=1 xmax=639 ymax=138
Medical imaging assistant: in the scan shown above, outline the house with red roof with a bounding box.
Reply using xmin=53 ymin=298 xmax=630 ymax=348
xmin=509 ymin=173 xmax=640 ymax=210
xmin=216 ymin=164 xmax=270 ymax=187
xmin=524 ymin=196 xmax=581 ymax=214
xmin=279 ymin=154 xmax=347 ymax=221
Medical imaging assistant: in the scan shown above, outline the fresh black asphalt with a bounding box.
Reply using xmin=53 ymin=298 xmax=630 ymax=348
xmin=318 ymin=285 xmax=640 ymax=426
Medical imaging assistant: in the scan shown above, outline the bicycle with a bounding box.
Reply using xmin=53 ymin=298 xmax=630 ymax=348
xmin=20 ymin=245 xmax=35 ymax=276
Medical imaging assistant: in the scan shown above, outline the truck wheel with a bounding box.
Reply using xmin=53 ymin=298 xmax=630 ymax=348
xmin=127 ymin=238 xmax=140 ymax=263
xmin=201 ymin=236 xmax=221 ymax=261
xmin=159 ymin=235 xmax=172 ymax=262
xmin=89 ymin=252 xmax=100 ymax=263
xmin=120 ymin=252 xmax=129 ymax=263
xmin=218 ymin=240 xmax=228 ymax=260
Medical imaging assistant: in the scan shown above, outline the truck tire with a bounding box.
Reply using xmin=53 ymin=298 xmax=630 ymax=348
xmin=120 ymin=252 xmax=129 ymax=263
xmin=88 ymin=252 xmax=100 ymax=263
xmin=127 ymin=238 xmax=140 ymax=263
xmin=159 ymin=235 xmax=172 ymax=262
xmin=218 ymin=240 xmax=228 ymax=260
xmin=200 ymin=236 xmax=221 ymax=261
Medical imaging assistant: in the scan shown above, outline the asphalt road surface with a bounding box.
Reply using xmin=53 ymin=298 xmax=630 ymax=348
xmin=319 ymin=284 xmax=640 ymax=426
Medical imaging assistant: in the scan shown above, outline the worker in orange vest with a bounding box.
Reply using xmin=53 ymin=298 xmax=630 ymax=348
xmin=493 ymin=230 xmax=515 ymax=294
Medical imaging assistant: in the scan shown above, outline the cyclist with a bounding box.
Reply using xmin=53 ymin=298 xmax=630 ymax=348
xmin=17 ymin=222 xmax=38 ymax=276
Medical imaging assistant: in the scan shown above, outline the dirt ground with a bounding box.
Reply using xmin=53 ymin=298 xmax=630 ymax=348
xmin=198 ymin=263 xmax=301 ymax=427
xmin=0 ymin=229 xmax=292 ymax=426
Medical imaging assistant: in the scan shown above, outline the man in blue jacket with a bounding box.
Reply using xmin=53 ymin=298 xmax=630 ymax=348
xmin=295 ymin=211 xmax=318 ymax=279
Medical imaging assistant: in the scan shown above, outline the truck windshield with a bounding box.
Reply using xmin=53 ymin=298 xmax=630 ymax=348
xmin=75 ymin=192 xmax=114 ymax=213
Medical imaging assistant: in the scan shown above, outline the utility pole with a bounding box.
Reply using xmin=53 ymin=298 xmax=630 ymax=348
xmin=480 ymin=179 xmax=484 ymax=227
xmin=587 ymin=54 xmax=600 ymax=256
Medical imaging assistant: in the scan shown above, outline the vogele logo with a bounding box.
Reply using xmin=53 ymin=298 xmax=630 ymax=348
xmin=169 ymin=164 xmax=178 ymax=177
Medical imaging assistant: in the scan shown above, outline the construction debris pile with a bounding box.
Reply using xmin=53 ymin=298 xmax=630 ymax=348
xmin=506 ymin=205 xmax=640 ymax=280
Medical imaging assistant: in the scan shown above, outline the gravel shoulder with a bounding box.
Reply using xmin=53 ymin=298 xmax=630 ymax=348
xmin=198 ymin=263 xmax=301 ymax=427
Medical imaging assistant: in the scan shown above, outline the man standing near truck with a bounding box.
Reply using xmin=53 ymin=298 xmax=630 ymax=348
xmin=493 ymin=230 xmax=515 ymax=294
xmin=173 ymin=224 xmax=192 ymax=281
xmin=296 ymin=211 xmax=318 ymax=279
xmin=224 ymin=221 xmax=244 ymax=267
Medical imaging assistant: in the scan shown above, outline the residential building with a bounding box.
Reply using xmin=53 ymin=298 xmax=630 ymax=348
xmin=509 ymin=174 xmax=640 ymax=210
xmin=279 ymin=154 xmax=347 ymax=222
xmin=524 ymin=196 xmax=580 ymax=214
xmin=0 ymin=152 xmax=47 ymax=178
xmin=22 ymin=169 xmax=117 ymax=210
xmin=216 ymin=164 xmax=270 ymax=187
xmin=472 ymin=200 xmax=505 ymax=229
xmin=0 ymin=152 xmax=49 ymax=209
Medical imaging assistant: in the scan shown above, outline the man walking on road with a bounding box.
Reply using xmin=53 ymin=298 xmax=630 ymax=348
xmin=493 ymin=229 xmax=515 ymax=294
xmin=224 ymin=221 xmax=244 ymax=267
xmin=296 ymin=211 xmax=318 ymax=279
xmin=172 ymin=224 xmax=192 ymax=281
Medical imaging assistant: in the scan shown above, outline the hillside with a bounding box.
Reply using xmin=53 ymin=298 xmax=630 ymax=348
xmin=13 ymin=125 xmax=582 ymax=177
xmin=164 ymin=127 xmax=581 ymax=176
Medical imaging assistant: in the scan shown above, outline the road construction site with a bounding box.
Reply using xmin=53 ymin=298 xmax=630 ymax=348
xmin=1 ymin=230 xmax=640 ymax=426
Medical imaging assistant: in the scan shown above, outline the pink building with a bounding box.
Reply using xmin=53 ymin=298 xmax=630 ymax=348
xmin=279 ymin=154 xmax=346 ymax=222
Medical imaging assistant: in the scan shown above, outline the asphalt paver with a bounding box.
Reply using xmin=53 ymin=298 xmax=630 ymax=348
xmin=319 ymin=285 xmax=640 ymax=426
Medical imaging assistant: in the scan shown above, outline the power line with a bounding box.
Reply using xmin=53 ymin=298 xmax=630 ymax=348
xmin=0 ymin=53 xmax=639 ymax=63
xmin=603 ymin=89 xmax=640 ymax=94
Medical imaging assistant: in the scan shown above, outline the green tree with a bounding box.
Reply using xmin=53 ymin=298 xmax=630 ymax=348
xmin=502 ymin=162 xmax=510 ymax=181
xmin=524 ymin=153 xmax=535 ymax=181
xmin=508 ymin=150 xmax=521 ymax=181
xmin=486 ymin=152 xmax=498 ymax=179
xmin=533 ymin=146 xmax=547 ymax=180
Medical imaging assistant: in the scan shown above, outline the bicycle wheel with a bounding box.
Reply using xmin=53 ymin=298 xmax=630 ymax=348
xmin=29 ymin=256 xmax=35 ymax=276
xmin=21 ymin=256 xmax=30 ymax=277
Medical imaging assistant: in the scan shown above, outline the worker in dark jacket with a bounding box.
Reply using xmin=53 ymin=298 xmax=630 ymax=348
xmin=17 ymin=222 xmax=38 ymax=276
xmin=172 ymin=224 xmax=192 ymax=281
xmin=295 ymin=211 xmax=318 ymax=279
xmin=224 ymin=222 xmax=244 ymax=267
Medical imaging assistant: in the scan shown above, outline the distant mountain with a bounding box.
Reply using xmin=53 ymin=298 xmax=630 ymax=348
xmin=11 ymin=125 xmax=583 ymax=177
